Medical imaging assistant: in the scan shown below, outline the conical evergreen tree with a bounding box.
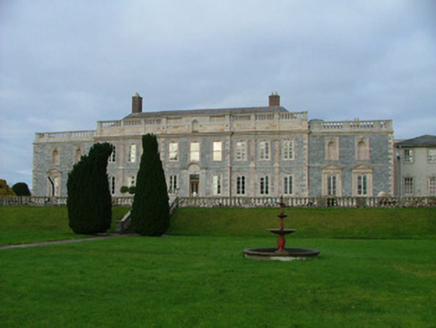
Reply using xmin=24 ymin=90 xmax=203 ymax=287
xmin=67 ymin=143 xmax=114 ymax=234
xmin=131 ymin=134 xmax=170 ymax=236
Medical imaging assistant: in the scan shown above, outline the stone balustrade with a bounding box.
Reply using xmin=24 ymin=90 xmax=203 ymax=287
xmin=35 ymin=131 xmax=96 ymax=143
xmin=310 ymin=119 xmax=393 ymax=133
xmin=1 ymin=196 xmax=434 ymax=208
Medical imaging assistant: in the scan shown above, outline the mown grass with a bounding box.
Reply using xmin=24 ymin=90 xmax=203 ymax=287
xmin=168 ymin=207 xmax=436 ymax=239
xmin=0 ymin=206 xmax=130 ymax=246
xmin=1 ymin=236 xmax=435 ymax=327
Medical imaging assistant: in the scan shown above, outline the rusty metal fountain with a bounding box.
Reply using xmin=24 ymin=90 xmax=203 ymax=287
xmin=243 ymin=197 xmax=320 ymax=261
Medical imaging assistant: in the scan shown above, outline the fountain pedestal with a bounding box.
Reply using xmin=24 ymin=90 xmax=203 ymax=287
xmin=243 ymin=197 xmax=320 ymax=261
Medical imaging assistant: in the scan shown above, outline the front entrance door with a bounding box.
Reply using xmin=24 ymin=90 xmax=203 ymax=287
xmin=190 ymin=174 xmax=199 ymax=196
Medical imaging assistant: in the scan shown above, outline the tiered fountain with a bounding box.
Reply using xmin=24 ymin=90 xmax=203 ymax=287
xmin=243 ymin=197 xmax=320 ymax=261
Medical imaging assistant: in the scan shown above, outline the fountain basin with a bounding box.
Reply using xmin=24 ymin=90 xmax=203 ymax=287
xmin=268 ymin=229 xmax=295 ymax=235
xmin=243 ymin=247 xmax=320 ymax=261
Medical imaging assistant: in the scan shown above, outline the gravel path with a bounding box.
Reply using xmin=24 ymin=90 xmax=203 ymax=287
xmin=0 ymin=234 xmax=128 ymax=250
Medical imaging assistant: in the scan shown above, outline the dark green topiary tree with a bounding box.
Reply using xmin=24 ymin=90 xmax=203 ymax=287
xmin=12 ymin=182 xmax=31 ymax=196
xmin=67 ymin=143 xmax=114 ymax=234
xmin=131 ymin=134 xmax=170 ymax=236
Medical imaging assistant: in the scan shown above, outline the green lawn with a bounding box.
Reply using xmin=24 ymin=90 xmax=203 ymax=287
xmin=168 ymin=207 xmax=436 ymax=239
xmin=1 ymin=206 xmax=435 ymax=327
xmin=1 ymin=236 xmax=435 ymax=327
xmin=0 ymin=206 xmax=130 ymax=246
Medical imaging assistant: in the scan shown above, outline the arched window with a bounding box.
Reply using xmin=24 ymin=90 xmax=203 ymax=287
xmin=356 ymin=138 xmax=369 ymax=160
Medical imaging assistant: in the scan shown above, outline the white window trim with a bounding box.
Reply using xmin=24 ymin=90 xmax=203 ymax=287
xmin=352 ymin=166 xmax=373 ymax=197
xmin=321 ymin=166 xmax=342 ymax=196
xmin=235 ymin=141 xmax=247 ymax=161
xmin=212 ymin=174 xmax=222 ymax=196
xmin=259 ymin=141 xmax=270 ymax=161
xmin=169 ymin=142 xmax=179 ymax=162
xmin=190 ymin=142 xmax=200 ymax=162
xmin=282 ymin=140 xmax=295 ymax=160
xmin=212 ymin=141 xmax=222 ymax=162
xmin=283 ymin=174 xmax=294 ymax=195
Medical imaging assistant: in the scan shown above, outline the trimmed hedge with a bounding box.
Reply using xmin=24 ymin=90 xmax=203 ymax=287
xmin=131 ymin=134 xmax=169 ymax=236
xmin=67 ymin=143 xmax=114 ymax=234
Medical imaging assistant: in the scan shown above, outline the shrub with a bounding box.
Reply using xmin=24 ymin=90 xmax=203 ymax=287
xmin=0 ymin=179 xmax=15 ymax=196
xmin=12 ymin=182 xmax=31 ymax=196
xmin=131 ymin=134 xmax=169 ymax=236
xmin=67 ymin=143 xmax=114 ymax=234
xmin=120 ymin=186 xmax=129 ymax=194
xmin=128 ymin=186 xmax=136 ymax=194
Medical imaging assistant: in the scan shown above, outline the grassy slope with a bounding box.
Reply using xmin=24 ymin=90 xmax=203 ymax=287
xmin=0 ymin=206 xmax=130 ymax=245
xmin=168 ymin=207 xmax=436 ymax=239
xmin=1 ymin=236 xmax=435 ymax=327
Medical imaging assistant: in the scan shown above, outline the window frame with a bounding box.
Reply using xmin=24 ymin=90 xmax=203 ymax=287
xmin=259 ymin=141 xmax=270 ymax=161
xmin=236 ymin=176 xmax=246 ymax=195
xmin=169 ymin=142 xmax=179 ymax=162
xmin=235 ymin=141 xmax=247 ymax=161
xmin=260 ymin=175 xmax=270 ymax=195
xmin=212 ymin=174 xmax=222 ymax=196
xmin=283 ymin=174 xmax=294 ymax=195
xmin=282 ymin=140 xmax=294 ymax=160
xmin=190 ymin=142 xmax=200 ymax=162
xmin=168 ymin=174 xmax=178 ymax=194
xmin=212 ymin=141 xmax=222 ymax=162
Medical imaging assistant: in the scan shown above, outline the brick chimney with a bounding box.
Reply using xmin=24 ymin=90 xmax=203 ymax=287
xmin=132 ymin=93 xmax=142 ymax=113
xmin=269 ymin=92 xmax=280 ymax=107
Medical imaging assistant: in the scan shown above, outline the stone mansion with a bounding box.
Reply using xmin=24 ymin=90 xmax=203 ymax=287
xmin=33 ymin=93 xmax=394 ymax=198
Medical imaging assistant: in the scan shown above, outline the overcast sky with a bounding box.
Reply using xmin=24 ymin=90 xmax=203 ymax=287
xmin=1 ymin=0 xmax=435 ymax=190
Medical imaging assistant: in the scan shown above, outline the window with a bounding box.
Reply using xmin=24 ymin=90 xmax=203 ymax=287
xmin=260 ymin=176 xmax=269 ymax=195
xmin=169 ymin=142 xmax=178 ymax=161
xmin=404 ymin=149 xmax=413 ymax=163
xmin=190 ymin=142 xmax=200 ymax=162
xmin=428 ymin=177 xmax=436 ymax=195
xmin=127 ymin=176 xmax=135 ymax=187
xmin=236 ymin=176 xmax=246 ymax=195
xmin=284 ymin=175 xmax=293 ymax=195
xmin=322 ymin=166 xmax=342 ymax=196
xmin=212 ymin=175 xmax=222 ymax=195
xmin=325 ymin=137 xmax=339 ymax=161
xmin=352 ymin=166 xmax=373 ymax=197
xmin=357 ymin=174 xmax=368 ymax=196
xmin=109 ymin=176 xmax=116 ymax=195
xmin=109 ymin=147 xmax=116 ymax=163
xmin=51 ymin=149 xmax=60 ymax=166
xmin=259 ymin=141 xmax=270 ymax=160
xmin=404 ymin=177 xmax=413 ymax=195
xmin=235 ymin=141 xmax=247 ymax=161
xmin=327 ymin=175 xmax=337 ymax=196
xmin=128 ymin=144 xmax=136 ymax=163
xmin=428 ymin=149 xmax=436 ymax=163
xmin=356 ymin=137 xmax=369 ymax=160
xmin=282 ymin=140 xmax=294 ymax=160
xmin=168 ymin=175 xmax=178 ymax=194
xmin=213 ymin=141 xmax=222 ymax=161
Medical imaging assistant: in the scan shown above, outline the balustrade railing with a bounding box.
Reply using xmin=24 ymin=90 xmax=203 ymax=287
xmin=1 ymin=196 xmax=435 ymax=208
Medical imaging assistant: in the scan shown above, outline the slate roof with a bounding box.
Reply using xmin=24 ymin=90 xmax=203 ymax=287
xmin=124 ymin=106 xmax=289 ymax=120
xmin=395 ymin=135 xmax=436 ymax=147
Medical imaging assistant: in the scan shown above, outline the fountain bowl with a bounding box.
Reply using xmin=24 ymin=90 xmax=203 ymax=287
xmin=243 ymin=247 xmax=320 ymax=261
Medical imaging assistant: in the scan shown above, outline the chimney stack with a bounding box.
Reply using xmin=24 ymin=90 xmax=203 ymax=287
xmin=269 ymin=92 xmax=280 ymax=107
xmin=132 ymin=93 xmax=143 ymax=113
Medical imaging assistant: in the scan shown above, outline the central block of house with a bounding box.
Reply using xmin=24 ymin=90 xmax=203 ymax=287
xmin=33 ymin=93 xmax=394 ymax=198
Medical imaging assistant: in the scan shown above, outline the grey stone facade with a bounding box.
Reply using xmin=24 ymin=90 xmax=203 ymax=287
xmin=33 ymin=94 xmax=394 ymax=198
